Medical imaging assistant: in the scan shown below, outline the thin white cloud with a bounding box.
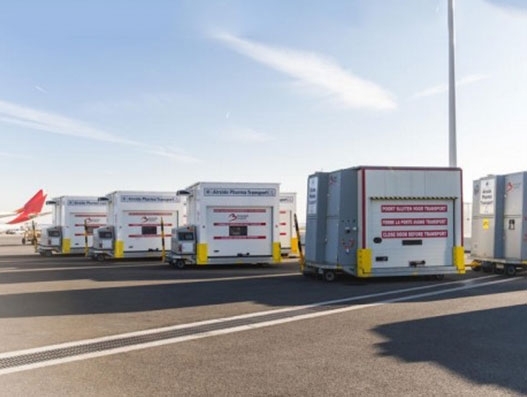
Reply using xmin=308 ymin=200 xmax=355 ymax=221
xmin=0 ymin=99 xmax=199 ymax=163
xmin=214 ymin=32 xmax=396 ymax=111
xmin=220 ymin=127 xmax=274 ymax=144
xmin=80 ymin=93 xmax=182 ymax=115
xmin=412 ymin=74 xmax=490 ymax=99
xmin=35 ymin=86 xmax=47 ymax=94
xmin=0 ymin=151 xmax=31 ymax=160
xmin=146 ymin=146 xmax=200 ymax=163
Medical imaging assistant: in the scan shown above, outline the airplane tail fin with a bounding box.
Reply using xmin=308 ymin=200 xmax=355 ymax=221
xmin=7 ymin=189 xmax=47 ymax=225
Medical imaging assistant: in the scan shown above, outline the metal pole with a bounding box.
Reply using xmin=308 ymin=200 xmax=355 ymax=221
xmin=84 ymin=219 xmax=89 ymax=257
xmin=448 ymin=0 xmax=457 ymax=167
xmin=160 ymin=217 xmax=166 ymax=262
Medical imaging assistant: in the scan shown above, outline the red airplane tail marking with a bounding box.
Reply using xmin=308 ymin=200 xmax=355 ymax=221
xmin=6 ymin=189 xmax=47 ymax=225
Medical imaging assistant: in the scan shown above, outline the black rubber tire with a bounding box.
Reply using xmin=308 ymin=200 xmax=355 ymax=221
xmin=97 ymin=254 xmax=106 ymax=262
xmin=44 ymin=250 xmax=52 ymax=257
xmin=505 ymin=264 xmax=516 ymax=277
xmin=324 ymin=270 xmax=336 ymax=282
xmin=482 ymin=262 xmax=495 ymax=273
xmin=434 ymin=274 xmax=445 ymax=281
xmin=175 ymin=260 xmax=185 ymax=269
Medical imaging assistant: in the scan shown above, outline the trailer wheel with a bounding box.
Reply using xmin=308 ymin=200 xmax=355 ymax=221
xmin=482 ymin=262 xmax=494 ymax=273
xmin=175 ymin=260 xmax=185 ymax=269
xmin=96 ymin=254 xmax=106 ymax=262
xmin=43 ymin=250 xmax=52 ymax=257
xmin=323 ymin=270 xmax=336 ymax=282
xmin=433 ymin=274 xmax=445 ymax=281
xmin=505 ymin=264 xmax=516 ymax=277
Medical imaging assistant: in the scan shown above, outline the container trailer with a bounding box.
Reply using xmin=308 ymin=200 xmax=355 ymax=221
xmin=167 ymin=182 xmax=281 ymax=268
xmin=303 ymin=166 xmax=465 ymax=281
xmin=90 ymin=191 xmax=184 ymax=261
xmin=38 ymin=196 xmax=107 ymax=256
xmin=471 ymin=172 xmax=527 ymax=276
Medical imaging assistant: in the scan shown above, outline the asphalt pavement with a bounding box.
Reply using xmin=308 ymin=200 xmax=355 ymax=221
xmin=0 ymin=247 xmax=525 ymax=396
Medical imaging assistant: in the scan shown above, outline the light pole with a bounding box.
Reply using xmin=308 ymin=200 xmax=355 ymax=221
xmin=448 ymin=0 xmax=457 ymax=167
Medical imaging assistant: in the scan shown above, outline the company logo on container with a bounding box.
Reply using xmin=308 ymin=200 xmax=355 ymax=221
xmin=506 ymin=181 xmax=521 ymax=193
xmin=228 ymin=213 xmax=249 ymax=222
xmin=141 ymin=216 xmax=158 ymax=223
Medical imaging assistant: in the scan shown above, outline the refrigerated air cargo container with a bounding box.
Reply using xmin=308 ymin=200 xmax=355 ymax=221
xmin=279 ymin=192 xmax=299 ymax=257
xmin=38 ymin=196 xmax=107 ymax=256
xmin=90 ymin=191 xmax=185 ymax=261
xmin=471 ymin=171 xmax=527 ymax=276
xmin=167 ymin=182 xmax=281 ymax=268
xmin=304 ymin=166 xmax=465 ymax=281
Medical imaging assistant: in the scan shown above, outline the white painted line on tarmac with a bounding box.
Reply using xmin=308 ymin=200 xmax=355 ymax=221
xmin=0 ymin=263 xmax=160 ymax=272
xmin=0 ymin=274 xmax=515 ymax=375
xmin=0 ymin=272 xmax=301 ymax=296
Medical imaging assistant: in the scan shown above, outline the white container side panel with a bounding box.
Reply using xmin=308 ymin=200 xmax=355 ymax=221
xmin=206 ymin=207 xmax=273 ymax=257
xmin=52 ymin=206 xmax=61 ymax=226
xmin=364 ymin=169 xmax=462 ymax=198
xmin=279 ymin=192 xmax=296 ymax=251
xmin=279 ymin=209 xmax=293 ymax=249
xmin=116 ymin=210 xmax=178 ymax=252
xmin=502 ymin=172 xmax=527 ymax=260
xmin=463 ymin=202 xmax=472 ymax=238
xmin=65 ymin=211 xmax=107 ymax=249
xmin=367 ymin=200 xmax=455 ymax=267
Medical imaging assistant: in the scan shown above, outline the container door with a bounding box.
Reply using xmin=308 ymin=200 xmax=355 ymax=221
xmin=207 ymin=207 xmax=273 ymax=257
xmin=123 ymin=210 xmax=176 ymax=251
xmin=368 ymin=200 xmax=454 ymax=268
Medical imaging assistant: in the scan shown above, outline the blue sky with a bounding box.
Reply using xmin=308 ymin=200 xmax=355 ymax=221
xmin=1 ymin=0 xmax=526 ymax=224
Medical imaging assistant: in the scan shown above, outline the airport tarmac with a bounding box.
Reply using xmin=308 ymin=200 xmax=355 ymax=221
xmin=0 ymin=234 xmax=37 ymax=255
xmin=0 ymin=240 xmax=525 ymax=396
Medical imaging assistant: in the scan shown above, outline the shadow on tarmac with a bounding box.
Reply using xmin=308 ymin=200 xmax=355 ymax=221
xmin=0 ymin=258 xmax=524 ymax=318
xmin=373 ymin=304 xmax=527 ymax=395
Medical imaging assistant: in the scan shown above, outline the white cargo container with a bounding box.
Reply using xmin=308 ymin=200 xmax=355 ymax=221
xmin=90 ymin=191 xmax=185 ymax=261
xmin=167 ymin=182 xmax=282 ymax=268
xmin=304 ymin=166 xmax=465 ymax=281
xmin=38 ymin=196 xmax=107 ymax=256
xmin=470 ymin=171 xmax=527 ymax=276
xmin=279 ymin=192 xmax=299 ymax=257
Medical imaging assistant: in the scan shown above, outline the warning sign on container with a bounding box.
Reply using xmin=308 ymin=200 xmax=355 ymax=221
xmin=381 ymin=230 xmax=448 ymax=239
xmin=378 ymin=202 xmax=450 ymax=240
